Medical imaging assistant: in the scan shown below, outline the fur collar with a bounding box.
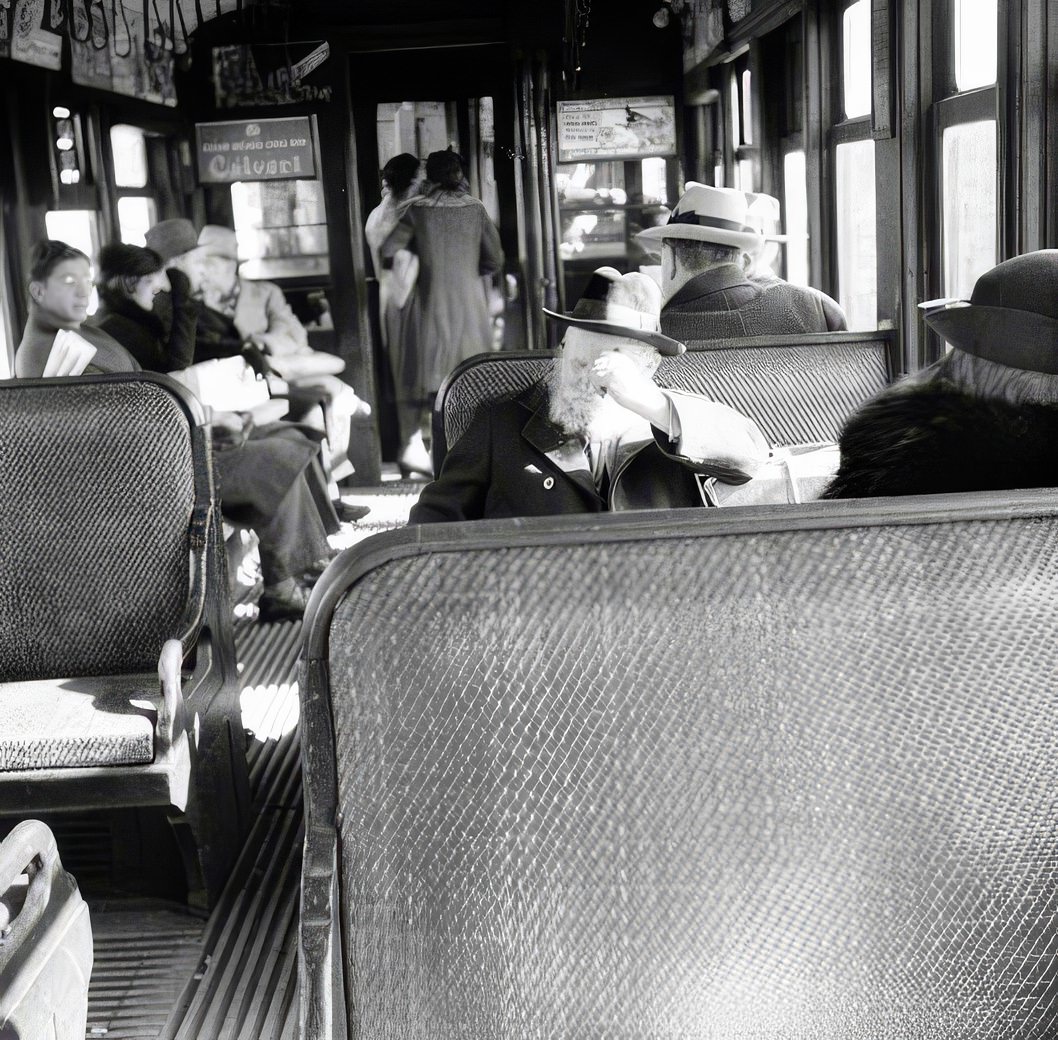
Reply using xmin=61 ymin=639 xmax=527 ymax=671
xmin=96 ymin=289 xmax=166 ymax=339
xmin=822 ymin=381 xmax=1058 ymax=498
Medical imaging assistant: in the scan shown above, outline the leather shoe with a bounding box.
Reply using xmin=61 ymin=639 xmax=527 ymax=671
xmin=335 ymin=501 xmax=371 ymax=523
xmin=257 ymin=582 xmax=310 ymax=623
xmin=303 ymin=553 xmax=338 ymax=587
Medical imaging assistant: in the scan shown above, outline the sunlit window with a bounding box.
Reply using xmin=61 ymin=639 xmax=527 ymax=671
xmin=942 ymin=119 xmax=997 ymax=300
xmin=713 ymin=162 xmax=724 ymax=188
xmin=641 ymin=157 xmax=667 ymax=206
xmin=730 ymin=71 xmax=741 ymax=146
xmin=110 ymin=124 xmax=149 ymax=188
xmin=741 ymin=70 xmax=753 ymax=146
xmin=44 ymin=210 xmax=99 ymax=315
xmin=835 ymin=139 xmax=877 ymax=330
xmin=842 ymin=0 xmax=872 ymax=119
xmin=736 ymin=158 xmax=755 ymax=193
xmin=117 ymin=196 xmax=157 ymax=248
xmin=783 ymin=150 xmax=809 ymax=287
xmin=954 ymin=0 xmax=998 ymax=91
xmin=231 ymin=180 xmax=330 ymax=280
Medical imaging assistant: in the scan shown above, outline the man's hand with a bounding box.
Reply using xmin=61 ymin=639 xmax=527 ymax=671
xmin=589 ymin=351 xmax=671 ymax=431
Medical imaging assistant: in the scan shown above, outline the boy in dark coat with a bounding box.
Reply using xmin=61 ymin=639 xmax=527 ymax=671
xmin=823 ymin=250 xmax=1058 ymax=499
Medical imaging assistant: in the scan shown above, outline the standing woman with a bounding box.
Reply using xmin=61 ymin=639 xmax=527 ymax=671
xmin=364 ymin=152 xmax=426 ymax=474
xmin=382 ymin=149 xmax=504 ymax=477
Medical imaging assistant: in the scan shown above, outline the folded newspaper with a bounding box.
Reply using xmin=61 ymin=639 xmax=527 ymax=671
xmin=42 ymin=328 xmax=97 ymax=377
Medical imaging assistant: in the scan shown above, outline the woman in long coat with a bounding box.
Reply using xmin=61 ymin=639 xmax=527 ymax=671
xmin=382 ymin=149 xmax=504 ymax=472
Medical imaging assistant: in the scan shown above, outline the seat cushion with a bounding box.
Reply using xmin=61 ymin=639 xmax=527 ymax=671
xmin=0 ymin=675 xmax=157 ymax=770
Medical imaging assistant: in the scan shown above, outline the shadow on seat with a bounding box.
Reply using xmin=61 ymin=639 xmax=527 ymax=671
xmin=0 ymin=374 xmax=249 ymax=909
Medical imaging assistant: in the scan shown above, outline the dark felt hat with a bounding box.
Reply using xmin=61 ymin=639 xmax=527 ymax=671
xmin=923 ymin=250 xmax=1058 ymax=373
xmin=144 ymin=218 xmax=200 ymax=261
xmin=542 ymin=266 xmax=686 ymax=356
xmin=98 ymin=242 xmax=163 ymax=281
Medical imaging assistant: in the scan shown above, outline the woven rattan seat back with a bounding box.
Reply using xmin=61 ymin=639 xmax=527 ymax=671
xmin=432 ymin=331 xmax=895 ymax=473
xmin=301 ymin=494 xmax=1058 ymax=1040
xmin=0 ymin=377 xmax=206 ymax=682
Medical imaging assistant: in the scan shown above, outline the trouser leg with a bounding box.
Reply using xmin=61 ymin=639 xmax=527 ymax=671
xmin=255 ymin=475 xmax=331 ymax=586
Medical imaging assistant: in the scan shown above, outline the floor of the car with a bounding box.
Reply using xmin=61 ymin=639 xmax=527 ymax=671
xmin=73 ymin=474 xmax=423 ymax=1039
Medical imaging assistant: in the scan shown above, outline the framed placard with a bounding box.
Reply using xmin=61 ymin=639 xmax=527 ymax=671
xmin=556 ymin=96 xmax=676 ymax=162
xmin=195 ymin=116 xmax=317 ymax=183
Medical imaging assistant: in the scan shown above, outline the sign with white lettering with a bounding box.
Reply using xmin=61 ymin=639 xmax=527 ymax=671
xmin=556 ymin=96 xmax=676 ymax=163
xmin=195 ymin=117 xmax=317 ymax=183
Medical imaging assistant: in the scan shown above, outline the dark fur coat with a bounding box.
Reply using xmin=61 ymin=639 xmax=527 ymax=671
xmin=821 ymin=381 xmax=1058 ymax=499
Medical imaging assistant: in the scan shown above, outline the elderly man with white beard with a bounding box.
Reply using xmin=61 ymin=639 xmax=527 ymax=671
xmin=407 ymin=267 xmax=770 ymax=523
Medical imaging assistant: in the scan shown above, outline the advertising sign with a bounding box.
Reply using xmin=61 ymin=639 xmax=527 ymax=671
xmin=195 ymin=117 xmax=317 ymax=183
xmin=556 ymin=96 xmax=676 ymax=163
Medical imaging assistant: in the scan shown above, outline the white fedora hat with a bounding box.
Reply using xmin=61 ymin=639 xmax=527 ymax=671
xmin=637 ymin=183 xmax=764 ymax=252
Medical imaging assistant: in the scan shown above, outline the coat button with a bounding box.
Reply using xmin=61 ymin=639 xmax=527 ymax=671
xmin=543 ymin=476 xmax=555 ymax=489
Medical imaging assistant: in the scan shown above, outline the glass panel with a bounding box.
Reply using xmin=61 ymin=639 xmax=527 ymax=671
xmin=559 ymin=210 xmax=627 ymax=261
xmin=954 ymin=0 xmax=998 ymax=91
xmin=783 ymin=149 xmax=810 ymax=287
xmin=116 ymin=196 xmax=157 ymax=247
xmin=110 ymin=124 xmax=149 ymax=188
xmin=713 ymin=162 xmax=724 ymax=187
xmin=729 ymin=71 xmax=741 ymax=146
xmin=231 ymin=179 xmax=330 ymax=280
xmin=734 ymin=158 xmax=755 ymax=192
xmin=942 ymin=119 xmax=997 ymax=300
xmin=835 ymin=139 xmax=877 ymax=330
xmin=376 ymin=101 xmax=458 ymax=166
xmin=741 ymin=69 xmax=753 ymax=146
xmin=842 ymin=0 xmax=871 ymax=119
xmin=556 ymin=162 xmax=629 ymax=206
xmin=44 ymin=210 xmax=100 ymax=315
xmin=640 ymin=157 xmax=667 ymax=205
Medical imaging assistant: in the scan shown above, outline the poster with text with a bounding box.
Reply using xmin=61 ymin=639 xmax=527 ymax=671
xmin=557 ymin=96 xmax=676 ymax=163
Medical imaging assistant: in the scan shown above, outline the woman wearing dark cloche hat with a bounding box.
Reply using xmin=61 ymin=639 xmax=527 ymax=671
xmin=823 ymin=250 xmax=1058 ymax=499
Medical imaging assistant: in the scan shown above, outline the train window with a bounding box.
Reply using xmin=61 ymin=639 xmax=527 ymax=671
xmin=117 ymin=197 xmax=159 ymax=248
xmin=110 ymin=125 xmax=149 ymax=189
xmin=841 ymin=0 xmax=872 ymax=119
xmin=740 ymin=70 xmax=753 ymax=146
xmin=942 ymin=119 xmax=997 ymax=299
xmin=783 ymin=150 xmax=809 ymax=288
xmin=835 ymin=139 xmax=877 ymax=330
xmin=44 ymin=210 xmax=100 ymax=315
xmin=954 ymin=0 xmax=998 ymax=91
xmin=231 ymin=179 xmax=330 ymax=280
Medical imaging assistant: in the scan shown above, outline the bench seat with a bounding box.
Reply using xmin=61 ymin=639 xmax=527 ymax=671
xmin=0 ymin=674 xmax=164 ymax=770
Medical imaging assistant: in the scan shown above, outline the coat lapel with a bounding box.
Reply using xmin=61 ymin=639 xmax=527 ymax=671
xmin=519 ymin=389 xmax=601 ymax=502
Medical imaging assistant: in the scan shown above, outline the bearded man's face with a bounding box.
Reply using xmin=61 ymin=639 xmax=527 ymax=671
xmin=548 ymin=327 xmax=659 ymax=441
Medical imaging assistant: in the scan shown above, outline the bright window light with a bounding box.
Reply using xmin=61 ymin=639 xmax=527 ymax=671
xmin=110 ymin=124 xmax=150 ymax=189
xmin=783 ymin=150 xmax=809 ymax=287
xmin=954 ymin=0 xmax=998 ymax=91
xmin=842 ymin=0 xmax=872 ymax=119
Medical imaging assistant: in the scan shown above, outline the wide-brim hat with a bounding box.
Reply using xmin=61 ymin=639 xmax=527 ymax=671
xmin=922 ymin=250 xmax=1058 ymax=374
xmin=144 ymin=218 xmax=200 ymax=262
xmin=542 ymin=266 xmax=686 ymax=356
xmin=637 ymin=183 xmax=764 ymax=252
xmin=198 ymin=224 xmax=239 ymax=260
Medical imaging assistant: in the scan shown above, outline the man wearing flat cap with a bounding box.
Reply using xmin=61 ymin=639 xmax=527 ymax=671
xmin=638 ymin=183 xmax=844 ymax=340
xmin=408 ymin=266 xmax=769 ymax=523
xmin=823 ymin=250 xmax=1058 ymax=497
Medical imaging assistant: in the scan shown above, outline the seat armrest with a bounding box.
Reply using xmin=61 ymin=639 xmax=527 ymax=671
xmin=157 ymin=639 xmax=186 ymax=745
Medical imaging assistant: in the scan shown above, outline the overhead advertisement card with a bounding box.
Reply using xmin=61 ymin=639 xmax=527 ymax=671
xmin=195 ymin=117 xmax=318 ymax=184
xmin=556 ymin=96 xmax=677 ymax=163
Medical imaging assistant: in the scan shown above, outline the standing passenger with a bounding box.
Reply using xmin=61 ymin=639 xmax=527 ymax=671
xmin=638 ymin=184 xmax=842 ymax=339
xmin=381 ymin=148 xmax=505 ymax=477
xmin=364 ymin=153 xmax=427 ymax=474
